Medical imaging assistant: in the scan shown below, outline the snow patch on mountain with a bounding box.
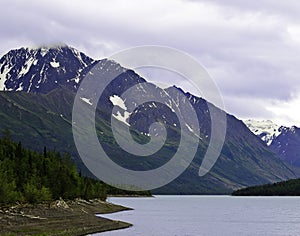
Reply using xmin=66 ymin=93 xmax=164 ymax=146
xmin=110 ymin=95 xmax=130 ymax=125
xmin=50 ymin=61 xmax=60 ymax=68
xmin=244 ymin=120 xmax=281 ymax=146
xmin=80 ymin=97 xmax=93 ymax=105
xmin=0 ymin=64 xmax=10 ymax=90
xmin=40 ymin=47 xmax=49 ymax=57
xmin=112 ymin=111 xmax=130 ymax=126
xmin=16 ymin=82 xmax=24 ymax=91
xmin=19 ymin=58 xmax=35 ymax=77
xmin=71 ymin=48 xmax=88 ymax=67
xmin=110 ymin=95 xmax=127 ymax=110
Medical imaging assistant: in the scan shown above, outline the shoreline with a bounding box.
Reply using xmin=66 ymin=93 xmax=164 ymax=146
xmin=0 ymin=198 xmax=133 ymax=236
xmin=107 ymin=194 xmax=154 ymax=198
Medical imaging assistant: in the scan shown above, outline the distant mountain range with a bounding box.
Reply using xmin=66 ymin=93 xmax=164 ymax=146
xmin=0 ymin=45 xmax=299 ymax=194
xmin=244 ymin=120 xmax=281 ymax=146
xmin=244 ymin=120 xmax=300 ymax=167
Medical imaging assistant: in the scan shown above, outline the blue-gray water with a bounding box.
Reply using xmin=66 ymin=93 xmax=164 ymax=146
xmin=94 ymin=195 xmax=300 ymax=236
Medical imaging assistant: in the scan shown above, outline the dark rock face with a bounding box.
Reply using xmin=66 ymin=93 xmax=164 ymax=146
xmin=270 ymin=126 xmax=300 ymax=166
xmin=245 ymin=120 xmax=300 ymax=168
xmin=0 ymin=45 xmax=95 ymax=93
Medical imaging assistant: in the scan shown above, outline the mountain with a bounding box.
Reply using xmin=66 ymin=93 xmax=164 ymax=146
xmin=269 ymin=126 xmax=300 ymax=166
xmin=244 ymin=120 xmax=300 ymax=167
xmin=0 ymin=45 xmax=95 ymax=93
xmin=244 ymin=120 xmax=281 ymax=146
xmin=0 ymin=45 xmax=299 ymax=194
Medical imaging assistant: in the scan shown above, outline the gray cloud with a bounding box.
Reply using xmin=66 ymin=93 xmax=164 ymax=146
xmin=1 ymin=0 xmax=300 ymax=125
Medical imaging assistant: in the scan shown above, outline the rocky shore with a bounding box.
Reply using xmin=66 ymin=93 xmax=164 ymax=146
xmin=0 ymin=198 xmax=132 ymax=236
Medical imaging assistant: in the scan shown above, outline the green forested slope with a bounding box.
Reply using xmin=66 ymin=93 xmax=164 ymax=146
xmin=0 ymin=130 xmax=107 ymax=204
xmin=0 ymin=131 xmax=149 ymax=204
xmin=232 ymin=178 xmax=300 ymax=196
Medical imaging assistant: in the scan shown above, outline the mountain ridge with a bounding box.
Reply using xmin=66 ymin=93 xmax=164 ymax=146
xmin=0 ymin=45 xmax=96 ymax=93
xmin=0 ymin=45 xmax=299 ymax=194
xmin=244 ymin=119 xmax=282 ymax=146
xmin=244 ymin=119 xmax=300 ymax=167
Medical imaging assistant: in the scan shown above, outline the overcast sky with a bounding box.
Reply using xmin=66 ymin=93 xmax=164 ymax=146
xmin=1 ymin=0 xmax=300 ymax=126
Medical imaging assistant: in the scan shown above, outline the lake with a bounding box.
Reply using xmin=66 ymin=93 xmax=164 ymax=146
xmin=94 ymin=195 xmax=300 ymax=236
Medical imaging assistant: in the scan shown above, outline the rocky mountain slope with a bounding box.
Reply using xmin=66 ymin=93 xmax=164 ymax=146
xmin=0 ymin=45 xmax=299 ymax=194
xmin=0 ymin=45 xmax=95 ymax=93
xmin=244 ymin=120 xmax=281 ymax=146
xmin=245 ymin=120 xmax=300 ymax=167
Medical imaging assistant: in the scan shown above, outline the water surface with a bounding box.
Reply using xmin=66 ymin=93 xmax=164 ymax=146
xmin=94 ymin=195 xmax=300 ymax=236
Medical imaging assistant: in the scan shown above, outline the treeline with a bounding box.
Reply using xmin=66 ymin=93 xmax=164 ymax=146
xmin=232 ymin=178 xmax=300 ymax=196
xmin=0 ymin=130 xmax=108 ymax=204
xmin=0 ymin=130 xmax=149 ymax=204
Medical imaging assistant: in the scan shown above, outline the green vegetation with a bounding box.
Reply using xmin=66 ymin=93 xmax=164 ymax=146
xmin=0 ymin=130 xmax=107 ymax=204
xmin=0 ymin=130 xmax=150 ymax=205
xmin=232 ymin=178 xmax=300 ymax=196
xmin=0 ymin=89 xmax=298 ymax=195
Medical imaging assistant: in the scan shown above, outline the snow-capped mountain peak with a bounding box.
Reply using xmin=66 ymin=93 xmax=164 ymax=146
xmin=244 ymin=119 xmax=282 ymax=146
xmin=244 ymin=119 xmax=300 ymax=166
xmin=0 ymin=45 xmax=95 ymax=93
